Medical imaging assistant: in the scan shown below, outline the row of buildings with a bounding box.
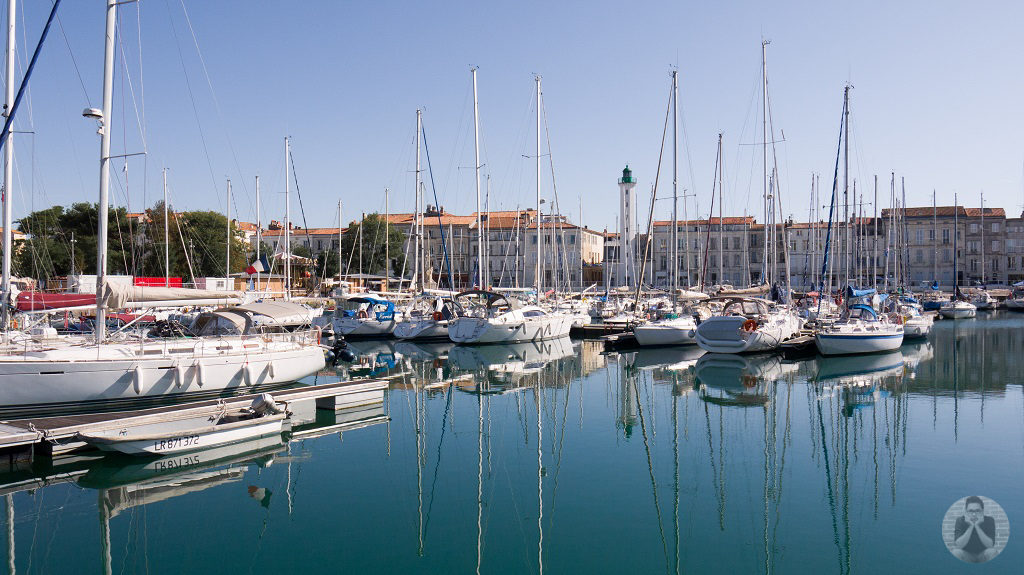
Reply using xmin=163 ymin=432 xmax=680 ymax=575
xmin=226 ymin=165 xmax=1024 ymax=291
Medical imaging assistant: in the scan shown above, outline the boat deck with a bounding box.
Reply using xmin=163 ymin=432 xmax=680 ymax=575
xmin=0 ymin=379 xmax=389 ymax=454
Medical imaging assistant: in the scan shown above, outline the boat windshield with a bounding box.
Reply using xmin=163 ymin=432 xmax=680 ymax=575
xmin=723 ymin=300 xmax=764 ymax=316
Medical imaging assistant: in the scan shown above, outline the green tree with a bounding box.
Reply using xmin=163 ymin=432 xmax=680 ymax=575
xmin=174 ymin=210 xmax=248 ymax=279
xmin=315 ymin=248 xmax=340 ymax=279
xmin=14 ymin=203 xmax=132 ymax=279
xmin=339 ymin=213 xmax=406 ymax=276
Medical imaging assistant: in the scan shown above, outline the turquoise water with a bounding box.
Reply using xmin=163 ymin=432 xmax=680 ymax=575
xmin=2 ymin=314 xmax=1023 ymax=574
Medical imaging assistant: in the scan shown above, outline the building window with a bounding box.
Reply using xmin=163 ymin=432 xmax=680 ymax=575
xmin=992 ymin=240 xmax=1001 ymax=253
xmin=992 ymin=222 xmax=1000 ymax=233
xmin=969 ymin=223 xmax=979 ymax=233
xmin=915 ymin=249 xmax=923 ymax=263
xmin=943 ymin=249 xmax=951 ymax=262
xmin=929 ymin=229 xmax=935 ymax=241
xmin=942 ymin=229 xmax=950 ymax=245
xmin=733 ymin=237 xmax=740 ymax=250
xmin=915 ymin=230 xmax=924 ymax=244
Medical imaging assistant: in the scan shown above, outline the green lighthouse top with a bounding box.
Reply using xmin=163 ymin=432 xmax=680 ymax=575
xmin=619 ymin=165 xmax=635 ymax=184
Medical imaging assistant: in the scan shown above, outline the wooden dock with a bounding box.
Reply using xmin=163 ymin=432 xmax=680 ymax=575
xmin=0 ymin=379 xmax=389 ymax=455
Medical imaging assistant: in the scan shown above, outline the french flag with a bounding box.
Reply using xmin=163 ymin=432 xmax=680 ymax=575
xmin=246 ymin=254 xmax=270 ymax=275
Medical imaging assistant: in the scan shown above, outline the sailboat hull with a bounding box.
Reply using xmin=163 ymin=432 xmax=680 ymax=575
xmin=633 ymin=317 xmax=698 ymax=346
xmin=814 ymin=331 xmax=904 ymax=356
xmin=0 ymin=339 xmax=325 ymax=413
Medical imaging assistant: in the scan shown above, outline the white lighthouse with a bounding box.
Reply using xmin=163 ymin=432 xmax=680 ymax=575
xmin=618 ymin=165 xmax=636 ymax=288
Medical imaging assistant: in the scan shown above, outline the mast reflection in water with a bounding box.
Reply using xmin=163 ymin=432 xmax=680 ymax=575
xmin=2 ymin=316 xmax=1024 ymax=573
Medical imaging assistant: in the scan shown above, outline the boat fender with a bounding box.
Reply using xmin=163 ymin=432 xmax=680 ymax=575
xmin=244 ymin=362 xmax=255 ymax=386
xmin=432 ymin=311 xmax=443 ymax=321
xmin=267 ymin=361 xmax=276 ymax=379
xmin=196 ymin=361 xmax=206 ymax=387
xmin=314 ymin=325 xmax=322 ymax=346
xmin=133 ymin=365 xmax=144 ymax=395
xmin=357 ymin=309 xmax=369 ymax=319
xmin=742 ymin=319 xmax=758 ymax=332
xmin=174 ymin=362 xmax=186 ymax=388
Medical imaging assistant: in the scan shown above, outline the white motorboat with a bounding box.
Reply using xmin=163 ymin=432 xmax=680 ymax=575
xmin=332 ymin=295 xmax=404 ymax=337
xmin=885 ymin=298 xmax=933 ymax=339
xmin=394 ymin=296 xmax=456 ymax=341
xmin=695 ymin=297 xmax=803 ymax=354
xmin=633 ymin=315 xmax=698 ymax=347
xmin=78 ymin=395 xmax=286 ymax=456
xmin=1006 ymin=297 xmax=1024 ymax=311
xmin=0 ymin=302 xmax=327 ymax=412
xmin=902 ymin=311 xmax=934 ymax=339
xmin=1005 ymin=286 xmax=1024 ymax=310
xmin=814 ymin=304 xmax=905 ymax=356
xmin=448 ymin=290 xmax=574 ymax=344
xmin=970 ymin=290 xmax=995 ymax=310
xmin=939 ymin=299 xmax=977 ymax=319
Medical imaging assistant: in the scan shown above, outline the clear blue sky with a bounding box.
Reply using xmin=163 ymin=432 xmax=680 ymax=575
xmin=7 ymin=0 xmax=1024 ymax=233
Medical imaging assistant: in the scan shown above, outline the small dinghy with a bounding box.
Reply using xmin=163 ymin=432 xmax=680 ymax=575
xmin=79 ymin=394 xmax=286 ymax=456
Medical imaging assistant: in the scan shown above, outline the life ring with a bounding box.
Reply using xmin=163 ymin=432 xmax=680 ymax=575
xmin=357 ymin=309 xmax=369 ymax=319
xmin=432 ymin=311 xmax=443 ymax=321
xmin=742 ymin=319 xmax=758 ymax=332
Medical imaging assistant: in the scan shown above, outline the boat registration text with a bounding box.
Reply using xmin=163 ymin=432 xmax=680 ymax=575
xmin=154 ymin=434 xmax=200 ymax=451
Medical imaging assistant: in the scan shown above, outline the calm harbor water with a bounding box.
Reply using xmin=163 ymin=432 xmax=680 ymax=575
xmin=3 ymin=314 xmax=1024 ymax=574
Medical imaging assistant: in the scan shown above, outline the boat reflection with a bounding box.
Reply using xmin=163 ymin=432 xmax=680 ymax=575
xmin=694 ymin=353 xmax=798 ymax=408
xmin=0 ymin=404 xmax=389 ymax=575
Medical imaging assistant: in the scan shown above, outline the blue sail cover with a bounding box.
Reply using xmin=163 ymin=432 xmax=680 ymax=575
xmin=849 ymin=303 xmax=878 ymax=319
xmin=845 ymin=286 xmax=877 ymax=298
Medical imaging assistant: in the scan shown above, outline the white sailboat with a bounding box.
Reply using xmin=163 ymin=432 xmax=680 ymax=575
xmin=447 ymin=290 xmax=573 ymax=344
xmin=0 ymin=2 xmax=325 ymax=411
xmin=694 ymin=297 xmax=802 ymax=354
xmin=814 ymin=303 xmax=904 ymax=356
xmin=394 ymin=295 xmax=456 ymax=340
xmin=632 ymin=71 xmax=699 ymax=348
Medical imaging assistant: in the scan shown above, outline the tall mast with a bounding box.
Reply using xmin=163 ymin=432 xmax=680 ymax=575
xmin=900 ymin=177 xmax=908 ymax=291
xmin=163 ymin=169 xmax=169 ymax=286
xmin=842 ymin=84 xmax=850 ymax=289
xmin=471 ymin=67 xmax=483 ymax=288
xmin=284 ymin=137 xmax=291 ymax=300
xmin=535 ymin=75 xmax=542 ymax=296
xmin=933 ymin=189 xmax=937 ymax=285
xmin=0 ymin=0 xmax=14 ymax=331
xmin=954 ymin=192 xmax=959 ymax=294
xmin=872 ymin=175 xmax=878 ymax=291
xmin=94 ymin=0 xmax=117 ymax=342
xmin=980 ymin=192 xmax=985 ymax=285
xmin=225 ymin=178 xmax=231 ymax=283
xmin=718 ymin=133 xmax=724 ymax=286
xmin=337 ymin=200 xmax=342 ymax=291
xmin=761 ymin=40 xmax=770 ymax=284
xmin=671 ymin=70 xmax=678 ymax=308
xmin=344 ymin=201 xmax=348 ymax=290
xmin=385 ymin=188 xmax=389 ymax=291
xmin=255 ymin=175 xmax=260 ymax=289
xmin=415 ymin=109 xmax=423 ymax=292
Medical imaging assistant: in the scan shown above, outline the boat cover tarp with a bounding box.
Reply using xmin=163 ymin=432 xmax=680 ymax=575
xmin=716 ymin=284 xmax=770 ymax=296
xmin=103 ymin=284 xmax=245 ymax=308
xmin=676 ymin=289 xmax=710 ymax=300
xmin=845 ymin=286 xmax=877 ymax=298
xmin=232 ymin=301 xmax=313 ymax=324
xmin=16 ymin=292 xmax=96 ymax=311
xmin=849 ymin=304 xmax=878 ymax=319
